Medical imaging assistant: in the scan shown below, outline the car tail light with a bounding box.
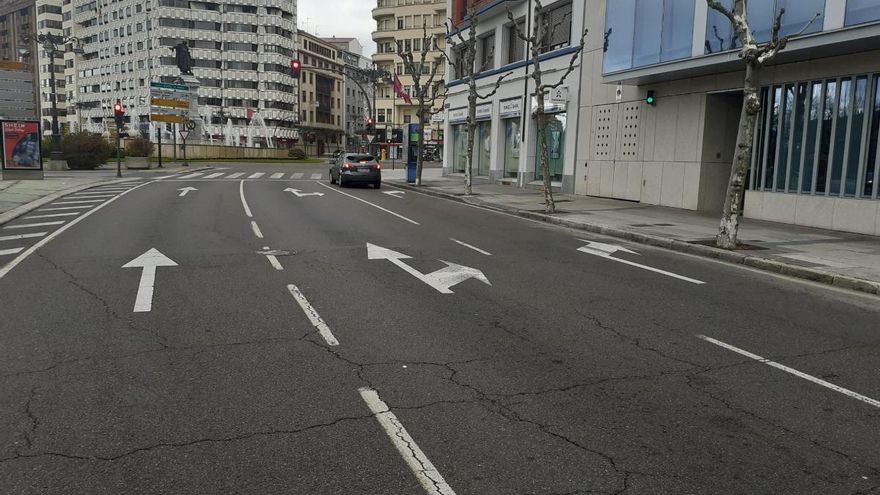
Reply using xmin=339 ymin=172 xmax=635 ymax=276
xmin=373 ymin=164 xmax=381 ymax=170
xmin=342 ymin=163 xmax=353 ymax=170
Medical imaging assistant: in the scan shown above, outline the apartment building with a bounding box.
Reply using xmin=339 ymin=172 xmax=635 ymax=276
xmin=372 ymin=0 xmax=446 ymax=157
xmin=0 ymin=0 xmax=39 ymax=121
xmin=297 ymin=30 xmax=344 ymax=155
xmin=35 ymin=0 xmax=65 ymax=135
xmin=324 ymin=36 xmax=374 ymax=152
xmin=69 ymin=0 xmax=299 ymax=145
xmin=0 ymin=61 xmax=38 ymax=121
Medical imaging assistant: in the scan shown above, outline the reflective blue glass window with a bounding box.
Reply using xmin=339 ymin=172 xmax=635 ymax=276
xmin=705 ymin=0 xmax=739 ymax=53
xmin=661 ymin=0 xmax=695 ymax=61
xmin=633 ymin=0 xmax=662 ymax=67
xmin=846 ymin=0 xmax=880 ymax=26
xmin=776 ymin=0 xmax=824 ymax=38
xmin=706 ymin=0 xmax=823 ymax=53
xmin=603 ymin=0 xmax=635 ymax=73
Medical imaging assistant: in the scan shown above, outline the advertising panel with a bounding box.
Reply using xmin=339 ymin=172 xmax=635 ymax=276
xmin=1 ymin=120 xmax=42 ymax=171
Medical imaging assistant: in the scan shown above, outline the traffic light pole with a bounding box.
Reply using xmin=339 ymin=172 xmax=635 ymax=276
xmin=116 ymin=125 xmax=122 ymax=178
xmin=157 ymin=126 xmax=163 ymax=168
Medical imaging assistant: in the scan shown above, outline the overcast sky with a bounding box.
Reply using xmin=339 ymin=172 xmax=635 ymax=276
xmin=298 ymin=1 xmax=377 ymax=57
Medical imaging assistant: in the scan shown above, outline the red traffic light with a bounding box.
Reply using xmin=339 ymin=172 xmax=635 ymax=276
xmin=290 ymin=59 xmax=301 ymax=79
xmin=367 ymin=117 xmax=374 ymax=125
xmin=113 ymin=100 xmax=124 ymax=116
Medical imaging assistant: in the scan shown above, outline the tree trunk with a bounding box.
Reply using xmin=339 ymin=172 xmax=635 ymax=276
xmin=535 ymin=92 xmax=555 ymax=213
xmin=465 ymin=90 xmax=477 ymax=196
xmin=716 ymin=62 xmax=760 ymax=249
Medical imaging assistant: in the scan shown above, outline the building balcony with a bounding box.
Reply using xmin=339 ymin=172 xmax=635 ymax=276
xmin=372 ymin=52 xmax=397 ymax=63
xmin=372 ymin=29 xmax=396 ymax=42
xmin=372 ymin=5 xmax=396 ymax=20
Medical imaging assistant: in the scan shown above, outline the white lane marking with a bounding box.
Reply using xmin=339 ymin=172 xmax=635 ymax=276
xmin=359 ymin=388 xmax=457 ymax=495
xmin=317 ymin=182 xmax=419 ymax=225
xmin=239 ymin=180 xmax=253 ymax=218
xmin=69 ymin=194 xmax=115 ymax=199
xmin=310 ymin=173 xmax=322 ymax=180
xmin=576 ymin=241 xmax=705 ymax=285
xmin=0 ymin=232 xmax=48 ymax=242
xmin=292 ymin=173 xmax=304 ymax=179
xmin=287 ymin=284 xmax=339 ymax=346
xmin=178 ymin=172 xmax=205 ymax=179
xmin=0 ymin=247 xmax=25 ymax=256
xmin=122 ymin=248 xmax=178 ymax=313
xmin=0 ymin=181 xmax=155 ymax=281
xmin=53 ymin=199 xmax=105 ymax=205
xmin=177 ymin=187 xmax=198 ymax=197
xmin=251 ymin=221 xmax=264 ymax=239
xmin=4 ymin=221 xmax=65 ymax=229
xmin=227 ymin=172 xmax=245 ymax=179
xmin=262 ymin=246 xmax=283 ymax=270
xmin=248 ymin=172 xmax=265 ymax=179
xmin=91 ymin=188 xmax=130 ymax=192
xmin=270 ymin=172 xmax=284 ymax=179
xmin=697 ymin=335 xmax=880 ymax=409
xmin=203 ymin=172 xmax=225 ymax=179
xmin=284 ymin=187 xmax=324 ymax=198
xmin=597 ymin=255 xmax=705 ymax=285
xmin=450 ymin=238 xmax=492 ymax=256
xmin=383 ymin=190 xmax=406 ymax=198
xmin=24 ymin=212 xmax=80 ymax=220
xmin=39 ymin=205 xmax=92 ymax=211
xmin=367 ymin=243 xmax=491 ymax=294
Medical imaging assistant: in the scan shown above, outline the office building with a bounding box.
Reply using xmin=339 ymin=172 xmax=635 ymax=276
xmin=324 ymin=36 xmax=373 ymax=152
xmin=297 ymin=30 xmax=344 ymax=155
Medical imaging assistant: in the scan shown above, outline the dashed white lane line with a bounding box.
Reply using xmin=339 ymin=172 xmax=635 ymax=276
xmin=239 ymin=180 xmax=253 ymax=218
xmin=292 ymin=173 xmax=304 ymax=179
xmin=451 ymin=238 xmax=492 ymax=256
xmin=270 ymin=172 xmax=284 ymax=179
xmin=40 ymin=205 xmax=92 ymax=211
xmin=0 ymin=232 xmax=47 ymax=242
xmin=227 ymin=172 xmax=245 ymax=179
xmin=203 ymin=172 xmax=225 ymax=179
xmin=697 ymin=335 xmax=880 ymax=409
xmin=359 ymin=388 xmax=457 ymax=495
xmin=53 ymin=199 xmax=105 ymax=205
xmin=310 ymin=173 xmax=322 ymax=180
xmin=4 ymin=221 xmax=65 ymax=229
xmin=0 ymin=247 xmax=24 ymax=256
xmin=24 ymin=212 xmax=80 ymax=220
xmin=251 ymin=221 xmax=264 ymax=239
xmin=262 ymin=246 xmax=283 ymax=270
xmin=316 ymin=182 xmax=420 ymax=226
xmin=287 ymin=284 xmax=339 ymax=346
xmin=249 ymin=172 xmax=265 ymax=179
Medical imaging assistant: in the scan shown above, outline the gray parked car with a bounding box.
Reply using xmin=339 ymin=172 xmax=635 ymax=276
xmin=330 ymin=154 xmax=382 ymax=188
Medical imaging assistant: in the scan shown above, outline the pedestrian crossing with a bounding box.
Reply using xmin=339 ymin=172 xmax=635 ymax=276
xmin=167 ymin=171 xmax=326 ymax=181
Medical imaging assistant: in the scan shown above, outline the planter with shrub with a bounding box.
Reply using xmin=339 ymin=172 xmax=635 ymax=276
xmin=62 ymin=132 xmax=113 ymax=170
xmin=287 ymin=148 xmax=307 ymax=160
xmin=125 ymin=137 xmax=154 ymax=169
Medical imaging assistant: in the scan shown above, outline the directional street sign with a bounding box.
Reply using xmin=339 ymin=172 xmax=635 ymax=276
xmin=150 ymin=81 xmax=191 ymax=92
xmin=177 ymin=187 xmax=197 ymax=197
xmin=122 ymin=248 xmax=178 ymax=312
xmin=284 ymin=187 xmax=324 ymax=198
xmin=366 ymin=243 xmax=491 ymax=294
xmin=576 ymin=239 xmax=705 ymax=285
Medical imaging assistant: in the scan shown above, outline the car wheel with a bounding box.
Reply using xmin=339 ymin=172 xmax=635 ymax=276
xmin=374 ymin=181 xmax=381 ymax=189
xmin=338 ymin=176 xmax=346 ymax=188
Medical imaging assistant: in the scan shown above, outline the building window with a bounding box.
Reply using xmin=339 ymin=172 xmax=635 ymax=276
xmin=706 ymin=0 xmax=824 ymax=54
xmin=507 ymin=19 xmax=526 ymax=63
xmin=846 ymin=0 xmax=880 ymax=26
xmin=538 ymin=2 xmax=572 ymax=53
xmin=534 ymin=112 xmax=565 ymax=181
xmin=604 ymin=0 xmax=695 ymax=72
xmin=751 ymin=74 xmax=880 ymax=200
xmin=480 ymin=32 xmax=495 ymax=72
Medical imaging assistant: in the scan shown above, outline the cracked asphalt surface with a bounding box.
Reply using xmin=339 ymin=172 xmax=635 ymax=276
xmin=1 ymin=164 xmax=879 ymax=494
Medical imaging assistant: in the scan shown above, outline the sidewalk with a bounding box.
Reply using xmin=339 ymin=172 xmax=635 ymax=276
xmin=387 ymin=170 xmax=880 ymax=295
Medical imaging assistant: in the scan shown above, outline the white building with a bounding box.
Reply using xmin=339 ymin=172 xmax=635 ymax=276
xmin=35 ymin=0 xmax=66 ymax=135
xmin=69 ymin=0 xmax=299 ymax=145
xmin=324 ymin=37 xmax=374 ymax=152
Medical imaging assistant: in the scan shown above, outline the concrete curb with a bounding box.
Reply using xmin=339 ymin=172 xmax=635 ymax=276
xmin=0 ymin=166 xmax=212 ymax=227
xmin=389 ymin=181 xmax=880 ymax=296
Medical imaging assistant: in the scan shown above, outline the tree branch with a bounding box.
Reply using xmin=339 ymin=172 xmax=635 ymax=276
xmin=757 ymin=10 xmax=820 ymax=64
xmin=539 ymin=27 xmax=588 ymax=91
xmin=476 ymin=71 xmax=514 ymax=100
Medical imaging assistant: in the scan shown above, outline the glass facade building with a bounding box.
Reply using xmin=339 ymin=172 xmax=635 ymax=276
xmin=604 ymin=0 xmax=695 ymax=73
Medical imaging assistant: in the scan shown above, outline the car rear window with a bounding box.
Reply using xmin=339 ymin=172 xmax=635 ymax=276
xmin=346 ymin=155 xmax=375 ymax=163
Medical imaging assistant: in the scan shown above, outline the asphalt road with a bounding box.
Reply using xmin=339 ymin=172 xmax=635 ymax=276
xmin=1 ymin=164 xmax=878 ymax=494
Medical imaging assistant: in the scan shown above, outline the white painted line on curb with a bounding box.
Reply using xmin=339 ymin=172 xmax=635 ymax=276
xmin=270 ymin=172 xmax=284 ymax=179
xmin=53 ymin=199 xmax=105 ymax=205
xmin=317 ymin=182 xmax=420 ymax=225
xmin=249 ymin=172 xmax=265 ymax=179
xmin=292 ymin=173 xmax=304 ymax=179
xmin=697 ymin=335 xmax=880 ymax=409
xmin=0 ymin=232 xmax=47 ymax=242
xmin=0 ymin=181 xmax=155 ymax=281
xmin=359 ymin=387 xmax=457 ymax=495
xmin=287 ymin=284 xmax=338 ymax=346
xmin=227 ymin=172 xmax=245 ymax=179
xmin=451 ymin=238 xmax=492 ymax=256
xmin=24 ymin=212 xmax=80 ymax=220
xmin=4 ymin=221 xmax=65 ymax=229
xmin=310 ymin=173 xmax=322 ymax=180
xmin=239 ymin=180 xmax=253 ymax=218
xmin=251 ymin=221 xmax=264 ymax=239
xmin=40 ymin=205 xmax=92 ymax=211
xmin=203 ymin=172 xmax=225 ymax=179
xmin=0 ymin=247 xmax=24 ymax=256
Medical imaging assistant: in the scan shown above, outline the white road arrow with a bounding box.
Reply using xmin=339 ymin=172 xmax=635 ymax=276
xmin=122 ymin=248 xmax=178 ymax=312
xmin=383 ymin=190 xmax=405 ymax=198
xmin=177 ymin=187 xmax=198 ymax=197
xmin=367 ymin=243 xmax=491 ymax=294
xmin=284 ymin=187 xmax=325 ymax=198
xmin=576 ymin=239 xmax=705 ymax=285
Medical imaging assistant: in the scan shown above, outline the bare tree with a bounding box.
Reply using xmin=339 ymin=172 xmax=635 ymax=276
xmin=399 ymin=22 xmax=447 ymax=186
xmin=707 ymin=1 xmax=819 ymax=249
xmin=446 ymin=6 xmax=512 ymax=195
xmin=509 ymin=0 xmax=588 ymax=213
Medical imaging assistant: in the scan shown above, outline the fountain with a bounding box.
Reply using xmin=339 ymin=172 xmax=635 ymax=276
xmin=252 ymin=112 xmax=274 ymax=148
xmin=225 ymin=119 xmax=234 ymax=147
xmin=246 ymin=122 xmax=253 ymax=148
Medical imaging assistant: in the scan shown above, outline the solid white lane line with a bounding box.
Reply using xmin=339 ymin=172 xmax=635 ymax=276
xmin=178 ymin=172 xmax=205 ymax=179
xmin=227 ymin=172 xmax=245 ymax=179
xmin=287 ymin=284 xmax=339 ymax=346
xmin=359 ymin=388 xmax=457 ymax=495
xmin=316 ymin=182 xmax=419 ymax=225
xmin=249 ymin=172 xmax=265 ymax=179
xmin=239 ymin=180 xmax=253 ymax=218
xmin=0 ymin=181 xmax=156 ymax=280
xmin=53 ymin=199 xmax=105 ymax=205
xmin=451 ymin=238 xmax=492 ymax=256
xmin=4 ymin=221 xmax=65 ymax=229
xmin=270 ymin=172 xmax=284 ymax=179
xmin=203 ymin=172 xmax=225 ymax=179
xmin=0 ymin=247 xmax=24 ymax=256
xmin=40 ymin=205 xmax=92 ymax=211
xmin=266 ymin=254 xmax=283 ymax=270
xmin=310 ymin=173 xmax=322 ymax=180
xmin=697 ymin=335 xmax=880 ymax=409
xmin=24 ymin=212 xmax=80 ymax=219
xmin=0 ymin=232 xmax=48 ymax=242
xmin=595 ymin=254 xmax=706 ymax=285
xmin=291 ymin=173 xmax=304 ymax=179
xmin=251 ymin=221 xmax=264 ymax=239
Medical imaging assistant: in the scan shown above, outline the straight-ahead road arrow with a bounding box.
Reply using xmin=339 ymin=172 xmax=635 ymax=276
xmin=383 ymin=190 xmax=405 ymax=198
xmin=122 ymin=248 xmax=178 ymax=312
xmin=576 ymin=239 xmax=705 ymax=285
xmin=177 ymin=187 xmax=198 ymax=197
xmin=284 ymin=188 xmax=325 ymax=198
xmin=367 ymin=243 xmax=491 ymax=294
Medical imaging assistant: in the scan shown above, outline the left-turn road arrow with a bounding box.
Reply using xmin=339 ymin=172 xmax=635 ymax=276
xmin=122 ymin=248 xmax=178 ymax=312
xmin=178 ymin=187 xmax=198 ymax=197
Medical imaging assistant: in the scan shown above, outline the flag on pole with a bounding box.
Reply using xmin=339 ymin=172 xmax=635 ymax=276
xmin=393 ymin=75 xmax=412 ymax=104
